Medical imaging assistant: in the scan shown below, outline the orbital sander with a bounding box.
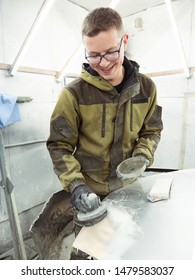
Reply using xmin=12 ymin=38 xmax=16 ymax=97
xmin=75 ymin=193 xmax=107 ymax=227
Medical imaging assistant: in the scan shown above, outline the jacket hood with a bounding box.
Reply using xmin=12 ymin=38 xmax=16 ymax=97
xmin=80 ymin=56 xmax=139 ymax=91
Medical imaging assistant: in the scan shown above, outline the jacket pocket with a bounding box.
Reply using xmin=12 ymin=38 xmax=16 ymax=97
xmin=53 ymin=116 xmax=75 ymax=138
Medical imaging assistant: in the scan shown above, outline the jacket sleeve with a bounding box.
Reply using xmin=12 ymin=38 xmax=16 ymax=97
xmin=132 ymin=78 xmax=163 ymax=166
xmin=47 ymin=88 xmax=85 ymax=192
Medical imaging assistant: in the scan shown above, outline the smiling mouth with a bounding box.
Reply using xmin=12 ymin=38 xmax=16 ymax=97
xmin=99 ymin=64 xmax=115 ymax=75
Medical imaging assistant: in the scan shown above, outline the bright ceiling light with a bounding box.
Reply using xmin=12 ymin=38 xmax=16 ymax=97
xmin=165 ymin=0 xmax=191 ymax=78
xmin=9 ymin=0 xmax=55 ymax=76
xmin=109 ymin=0 xmax=121 ymax=9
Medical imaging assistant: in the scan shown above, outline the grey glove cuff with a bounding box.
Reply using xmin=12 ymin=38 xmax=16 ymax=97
xmin=68 ymin=179 xmax=86 ymax=193
xmin=134 ymin=155 xmax=149 ymax=166
xmin=132 ymin=153 xmax=150 ymax=166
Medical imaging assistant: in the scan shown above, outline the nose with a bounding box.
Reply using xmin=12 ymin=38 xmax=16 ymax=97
xmin=99 ymin=56 xmax=110 ymax=67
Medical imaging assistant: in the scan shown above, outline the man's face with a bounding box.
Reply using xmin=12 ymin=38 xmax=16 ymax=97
xmin=83 ymin=28 xmax=128 ymax=86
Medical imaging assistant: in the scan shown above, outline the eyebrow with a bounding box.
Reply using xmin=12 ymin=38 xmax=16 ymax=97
xmin=87 ymin=44 xmax=119 ymax=56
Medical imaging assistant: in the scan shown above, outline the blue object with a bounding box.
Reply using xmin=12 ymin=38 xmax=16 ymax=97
xmin=0 ymin=93 xmax=21 ymax=127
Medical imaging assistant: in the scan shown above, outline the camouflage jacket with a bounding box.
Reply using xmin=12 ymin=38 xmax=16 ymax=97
xmin=47 ymin=58 xmax=163 ymax=194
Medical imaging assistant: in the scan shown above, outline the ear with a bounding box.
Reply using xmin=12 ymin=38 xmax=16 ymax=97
xmin=123 ymin=34 xmax=129 ymax=51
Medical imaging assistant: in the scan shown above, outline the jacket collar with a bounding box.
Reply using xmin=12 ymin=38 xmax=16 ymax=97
xmin=80 ymin=56 xmax=140 ymax=93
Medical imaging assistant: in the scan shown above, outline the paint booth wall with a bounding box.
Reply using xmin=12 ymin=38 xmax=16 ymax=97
xmin=0 ymin=0 xmax=195 ymax=249
xmin=123 ymin=0 xmax=195 ymax=169
xmin=0 ymin=0 xmax=87 ymax=250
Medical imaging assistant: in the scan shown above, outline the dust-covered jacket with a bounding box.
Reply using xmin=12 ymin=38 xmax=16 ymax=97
xmin=47 ymin=57 xmax=163 ymax=195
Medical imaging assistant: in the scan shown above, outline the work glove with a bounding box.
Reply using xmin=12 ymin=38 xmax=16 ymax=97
xmin=116 ymin=155 xmax=149 ymax=181
xmin=71 ymin=184 xmax=101 ymax=213
xmin=134 ymin=155 xmax=149 ymax=168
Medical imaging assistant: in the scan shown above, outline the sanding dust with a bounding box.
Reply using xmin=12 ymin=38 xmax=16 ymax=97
xmin=104 ymin=205 xmax=142 ymax=259
xmin=73 ymin=204 xmax=142 ymax=259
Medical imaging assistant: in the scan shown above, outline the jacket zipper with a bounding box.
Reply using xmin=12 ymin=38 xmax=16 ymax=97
xmin=101 ymin=103 xmax=106 ymax=137
xmin=130 ymin=99 xmax=133 ymax=131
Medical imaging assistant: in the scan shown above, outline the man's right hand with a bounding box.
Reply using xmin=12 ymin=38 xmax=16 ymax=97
xmin=71 ymin=184 xmax=101 ymax=213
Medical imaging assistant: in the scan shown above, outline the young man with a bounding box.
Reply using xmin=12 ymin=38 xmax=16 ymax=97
xmin=47 ymin=7 xmax=163 ymax=217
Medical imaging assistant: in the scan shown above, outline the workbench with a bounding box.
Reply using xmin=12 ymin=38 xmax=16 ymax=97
xmin=103 ymin=169 xmax=195 ymax=259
